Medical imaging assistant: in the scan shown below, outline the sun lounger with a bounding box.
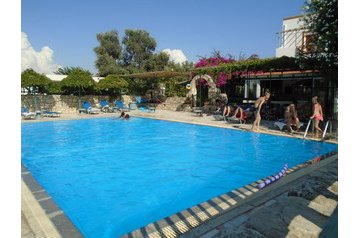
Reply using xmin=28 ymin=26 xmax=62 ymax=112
xmin=114 ymin=100 xmax=131 ymax=112
xmin=139 ymin=106 xmax=155 ymax=112
xmin=213 ymin=115 xmax=225 ymax=121
xmin=135 ymin=96 xmax=149 ymax=104
xmin=226 ymin=116 xmax=245 ymax=124
xmin=133 ymin=96 xmax=155 ymax=111
xmin=129 ymin=102 xmax=138 ymax=110
xmin=82 ymin=101 xmax=100 ymax=114
xmin=100 ymin=100 xmax=115 ymax=112
xmin=42 ymin=109 xmax=61 ymax=117
xmin=21 ymin=107 xmax=36 ymax=120
xmin=274 ymin=119 xmax=303 ymax=131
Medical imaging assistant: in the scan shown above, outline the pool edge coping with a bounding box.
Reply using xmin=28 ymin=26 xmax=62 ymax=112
xmin=128 ymin=114 xmax=338 ymax=145
xmin=121 ymin=151 xmax=338 ymax=238
xmin=21 ymin=112 xmax=338 ymax=145
xmin=21 ymin=164 xmax=83 ymax=238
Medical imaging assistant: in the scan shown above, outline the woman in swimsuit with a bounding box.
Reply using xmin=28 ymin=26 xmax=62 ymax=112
xmin=251 ymin=92 xmax=270 ymax=132
xmin=285 ymin=103 xmax=300 ymax=133
xmin=310 ymin=96 xmax=323 ymax=138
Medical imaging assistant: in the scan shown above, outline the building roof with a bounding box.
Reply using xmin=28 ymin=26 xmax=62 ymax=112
xmin=45 ymin=74 xmax=104 ymax=82
xmin=283 ymin=14 xmax=305 ymax=21
xmin=120 ymin=71 xmax=190 ymax=79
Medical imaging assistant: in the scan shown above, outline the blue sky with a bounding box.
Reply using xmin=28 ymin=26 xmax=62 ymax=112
xmin=21 ymin=0 xmax=305 ymax=74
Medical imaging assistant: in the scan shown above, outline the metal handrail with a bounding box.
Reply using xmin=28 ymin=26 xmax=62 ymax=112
xmin=322 ymin=120 xmax=330 ymax=140
xmin=303 ymin=119 xmax=312 ymax=139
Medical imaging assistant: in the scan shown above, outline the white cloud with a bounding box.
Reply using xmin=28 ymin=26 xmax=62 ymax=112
xmin=162 ymin=49 xmax=188 ymax=64
xmin=21 ymin=32 xmax=61 ymax=73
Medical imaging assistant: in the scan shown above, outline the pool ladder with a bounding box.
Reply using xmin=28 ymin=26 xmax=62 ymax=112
xmin=303 ymin=119 xmax=331 ymax=140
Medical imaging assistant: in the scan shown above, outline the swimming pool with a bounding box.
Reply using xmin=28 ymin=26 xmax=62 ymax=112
xmin=21 ymin=117 xmax=338 ymax=237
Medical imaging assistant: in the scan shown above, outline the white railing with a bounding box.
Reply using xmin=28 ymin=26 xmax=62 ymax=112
xmin=277 ymin=27 xmax=305 ymax=49
xmin=303 ymin=119 xmax=331 ymax=141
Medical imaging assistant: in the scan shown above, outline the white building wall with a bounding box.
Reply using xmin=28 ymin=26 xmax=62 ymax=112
xmin=46 ymin=74 xmax=104 ymax=82
xmin=276 ymin=15 xmax=305 ymax=57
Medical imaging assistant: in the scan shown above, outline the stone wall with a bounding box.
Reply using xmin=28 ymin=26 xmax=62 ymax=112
xmin=155 ymin=96 xmax=191 ymax=111
xmin=21 ymin=95 xmax=192 ymax=113
xmin=21 ymin=95 xmax=130 ymax=113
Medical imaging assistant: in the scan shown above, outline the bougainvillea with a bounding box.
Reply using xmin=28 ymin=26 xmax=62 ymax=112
xmin=193 ymin=56 xmax=302 ymax=87
xmin=196 ymin=78 xmax=209 ymax=87
xmin=195 ymin=57 xmax=235 ymax=86
xmin=216 ymin=72 xmax=228 ymax=87
xmin=194 ymin=57 xmax=235 ymax=68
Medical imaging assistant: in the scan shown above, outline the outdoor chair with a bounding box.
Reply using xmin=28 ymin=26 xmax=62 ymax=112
xmin=42 ymin=108 xmax=61 ymax=117
xmin=129 ymin=102 xmax=138 ymax=110
xmin=135 ymin=96 xmax=149 ymax=104
xmin=274 ymin=118 xmax=304 ymax=131
xmin=114 ymin=100 xmax=131 ymax=112
xmin=100 ymin=100 xmax=115 ymax=113
xmin=213 ymin=115 xmax=225 ymax=121
xmin=138 ymin=106 xmax=156 ymax=113
xmin=82 ymin=101 xmax=100 ymax=114
xmin=21 ymin=107 xmax=36 ymax=120
xmin=226 ymin=107 xmax=254 ymax=124
xmin=132 ymin=96 xmax=154 ymax=111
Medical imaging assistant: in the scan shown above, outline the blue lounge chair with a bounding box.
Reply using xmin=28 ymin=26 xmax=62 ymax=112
xmin=129 ymin=102 xmax=138 ymax=110
xmin=114 ymin=100 xmax=131 ymax=112
xmin=21 ymin=107 xmax=36 ymax=119
xmin=138 ymin=106 xmax=156 ymax=112
xmin=134 ymin=96 xmax=155 ymax=112
xmin=82 ymin=101 xmax=100 ymax=114
xmin=135 ymin=96 xmax=149 ymax=104
xmin=42 ymin=109 xmax=61 ymax=117
xmin=100 ymin=100 xmax=115 ymax=112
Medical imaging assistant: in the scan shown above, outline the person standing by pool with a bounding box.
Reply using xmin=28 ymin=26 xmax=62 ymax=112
xmin=251 ymin=92 xmax=270 ymax=132
xmin=310 ymin=96 xmax=323 ymax=138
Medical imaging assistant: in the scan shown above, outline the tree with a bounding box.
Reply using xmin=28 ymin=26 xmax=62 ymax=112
xmin=48 ymin=81 xmax=63 ymax=94
xmin=247 ymin=54 xmax=260 ymax=60
xmin=60 ymin=69 xmax=96 ymax=95
xmin=94 ymin=30 xmax=123 ymax=77
xmin=21 ymin=69 xmax=52 ymax=94
xmin=54 ymin=66 xmax=91 ymax=75
xmin=126 ymin=78 xmax=153 ymax=96
xmin=96 ymin=74 xmax=129 ymax=95
xmin=122 ymin=29 xmax=157 ymax=68
xmin=298 ymin=0 xmax=338 ymax=73
xmin=143 ymin=52 xmax=170 ymax=71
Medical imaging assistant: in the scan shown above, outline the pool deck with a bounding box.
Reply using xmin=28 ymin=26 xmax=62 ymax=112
xmin=21 ymin=110 xmax=338 ymax=237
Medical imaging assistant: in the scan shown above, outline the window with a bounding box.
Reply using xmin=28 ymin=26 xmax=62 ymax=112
xmin=302 ymin=32 xmax=314 ymax=53
xmin=247 ymin=80 xmax=257 ymax=99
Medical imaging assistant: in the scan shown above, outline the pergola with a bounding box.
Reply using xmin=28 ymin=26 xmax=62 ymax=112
xmin=120 ymin=71 xmax=190 ymax=79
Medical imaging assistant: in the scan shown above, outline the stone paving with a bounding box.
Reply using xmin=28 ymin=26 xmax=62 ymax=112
xmin=21 ymin=109 xmax=338 ymax=237
xmin=21 ymin=212 xmax=35 ymax=238
xmin=192 ymin=158 xmax=338 ymax=238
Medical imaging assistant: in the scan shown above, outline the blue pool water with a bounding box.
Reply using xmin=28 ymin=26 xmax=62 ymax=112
xmin=21 ymin=117 xmax=338 ymax=237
